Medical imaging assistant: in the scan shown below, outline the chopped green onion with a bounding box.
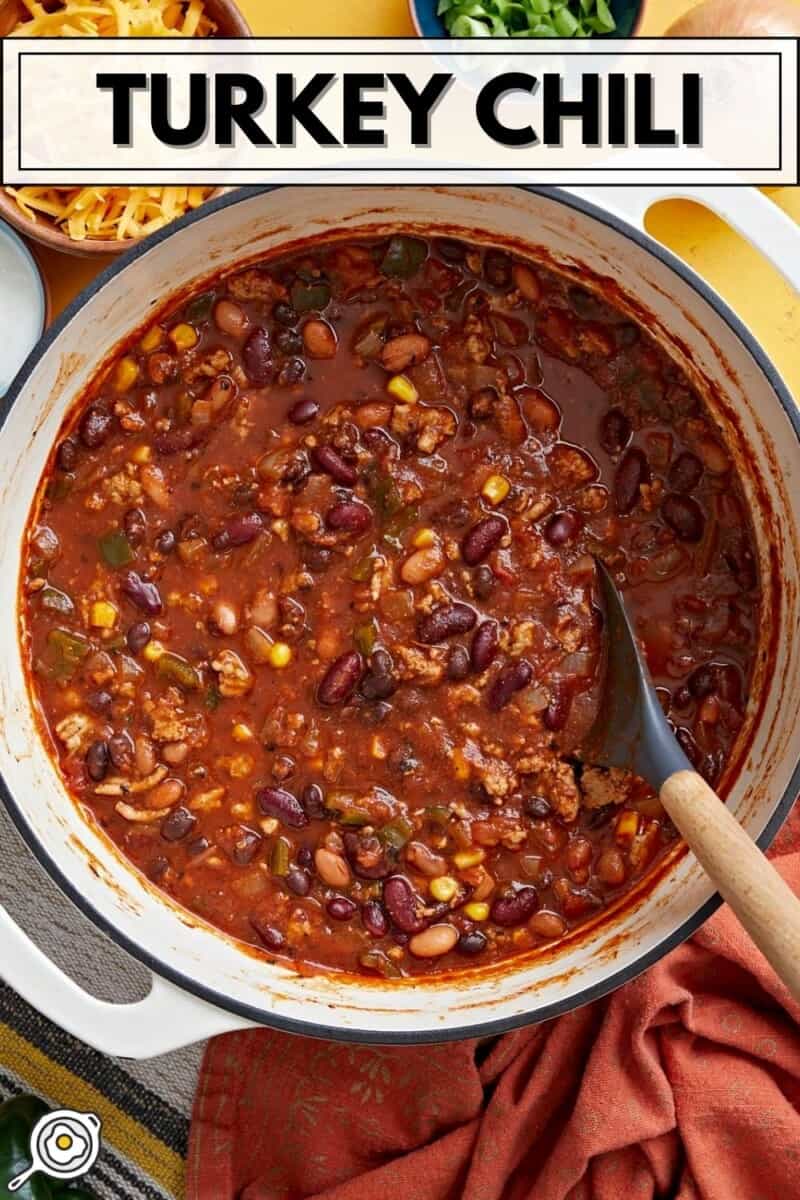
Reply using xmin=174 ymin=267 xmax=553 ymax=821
xmin=440 ymin=0 xmax=615 ymax=37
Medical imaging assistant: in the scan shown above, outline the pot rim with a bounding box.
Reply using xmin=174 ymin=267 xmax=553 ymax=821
xmin=3 ymin=184 xmax=799 ymax=1044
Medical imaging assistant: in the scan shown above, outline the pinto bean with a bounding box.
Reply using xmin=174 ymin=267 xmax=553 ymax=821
xmin=214 ymin=298 xmax=250 ymax=337
xmin=462 ymin=515 xmax=507 ymax=565
xmin=257 ymin=786 xmax=309 ymax=829
xmin=409 ymin=924 xmax=459 ymax=958
xmin=529 ymin=910 xmax=566 ymax=939
xmin=325 ymin=500 xmax=372 ymax=534
xmin=512 ymin=262 xmax=541 ymax=302
xmin=312 ymin=444 xmax=358 ymax=486
xmin=148 ymin=778 xmax=185 ymax=811
xmin=381 ymin=333 xmax=431 ymax=374
xmin=417 ymin=602 xmax=477 ymax=644
xmin=315 ymin=847 xmax=351 ymax=888
xmin=614 ymin=447 xmax=650 ymax=515
xmin=404 ymin=841 xmax=447 ymax=878
xmin=383 ymin=875 xmax=427 ymax=933
xmin=471 ymin=620 xmax=499 ymax=672
xmin=400 ymin=545 xmax=445 ymax=585
xmin=490 ymin=886 xmax=539 ymax=926
xmin=487 ymin=659 xmax=533 ymax=711
xmin=317 ymin=651 xmax=364 ymax=706
xmin=303 ymin=319 xmax=338 ymax=359
xmin=120 ymin=571 xmax=163 ymax=615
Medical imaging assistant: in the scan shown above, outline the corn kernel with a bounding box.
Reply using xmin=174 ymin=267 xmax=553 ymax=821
xmin=453 ymin=848 xmax=485 ymax=870
xmin=142 ymin=639 xmax=165 ymax=662
xmin=429 ymin=875 xmax=459 ymax=902
xmin=386 ymin=374 xmax=418 ymax=404
xmin=451 ymin=747 xmax=471 ymax=782
xmin=169 ymin=323 xmax=198 ymax=351
xmin=140 ymin=326 xmax=163 ymax=352
xmin=260 ymin=817 xmax=279 ymax=835
xmin=89 ymin=600 xmax=118 ymax=629
xmin=269 ymin=642 xmax=292 ymax=669
xmin=615 ymin=810 xmax=641 ymax=845
xmin=131 ymin=444 xmax=151 ymax=464
xmin=114 ymin=356 xmax=139 ymax=393
xmin=463 ymin=901 xmax=490 ymax=921
xmin=271 ymin=518 xmax=289 ymax=542
xmin=481 ymin=474 xmax=511 ymax=506
xmin=232 ymin=723 xmax=254 ymax=742
xmin=370 ymin=734 xmax=387 ymax=760
xmin=412 ymin=527 xmax=436 ymax=549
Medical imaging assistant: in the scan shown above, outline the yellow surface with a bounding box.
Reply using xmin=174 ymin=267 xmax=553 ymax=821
xmin=30 ymin=0 xmax=800 ymax=400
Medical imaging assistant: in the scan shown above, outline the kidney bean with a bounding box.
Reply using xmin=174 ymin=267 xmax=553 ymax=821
xmin=312 ymin=444 xmax=358 ymax=486
xmin=409 ymin=924 xmax=459 ymax=958
xmin=487 ymin=659 xmax=533 ymax=711
xmin=123 ymin=507 xmax=147 ymax=547
xmin=85 ymin=739 xmax=109 ymax=782
xmin=108 ymin=731 xmax=134 ymax=771
xmin=462 ymin=515 xmax=507 ymax=565
xmin=317 ymin=651 xmax=364 ymax=706
xmin=212 ymin=511 xmax=264 ymax=551
xmin=256 ymin=786 xmax=309 ymax=829
xmin=483 ymin=248 xmax=512 ymax=289
xmin=473 ymin=564 xmax=495 ymax=602
xmin=469 ymin=387 xmax=496 ymax=420
xmin=288 ymin=396 xmax=319 ymax=425
xmin=327 ymin=896 xmax=357 ymax=921
xmin=301 ymin=783 xmax=326 ymax=820
xmin=490 ymin=886 xmax=539 ymax=926
xmin=155 ymin=530 xmax=176 ymax=555
xmin=359 ymin=901 xmax=387 ymax=939
xmin=250 ymin=918 xmax=285 ymax=952
xmin=120 ymin=571 xmax=163 ymax=616
xmin=417 ymin=602 xmax=477 ymax=645
xmin=668 ymin=451 xmax=703 ymax=493
xmin=446 ymin=645 xmax=470 ymax=681
xmin=599 ymin=408 xmax=631 ymax=455
xmin=315 ymin=847 xmax=352 ymax=888
xmin=126 ymin=620 xmax=151 ymax=654
xmin=161 ymin=806 xmax=197 ymax=842
xmin=471 ymin=620 xmax=499 ymax=672
xmin=286 ymin=867 xmax=311 ymax=896
xmin=325 ymin=500 xmax=372 ymax=534
xmin=457 ymin=930 xmax=488 ymax=955
xmin=303 ymin=319 xmax=338 ymax=359
xmin=614 ymin=447 xmax=650 ymax=515
xmin=87 ymin=689 xmax=113 ymax=715
xmin=360 ymin=649 xmax=397 ymax=701
xmin=243 ymin=327 xmax=274 ymax=384
xmin=79 ymin=406 xmax=112 ymax=448
xmin=57 ymin=438 xmax=79 ymax=472
xmin=662 ymin=494 xmax=705 ymax=542
xmin=543 ymin=510 xmax=581 ymax=547
xmin=153 ymin=426 xmax=205 ymax=456
xmin=274 ymin=302 xmax=298 ymax=327
xmin=524 ymin=795 xmax=552 ymax=819
xmin=383 ymin=875 xmax=427 ymax=934
xmin=543 ymin=683 xmax=571 ymax=732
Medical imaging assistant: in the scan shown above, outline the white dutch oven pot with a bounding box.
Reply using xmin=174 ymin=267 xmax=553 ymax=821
xmin=1 ymin=186 xmax=799 ymax=1058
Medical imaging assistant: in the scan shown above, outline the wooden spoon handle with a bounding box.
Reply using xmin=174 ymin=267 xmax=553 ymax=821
xmin=659 ymin=769 xmax=800 ymax=1000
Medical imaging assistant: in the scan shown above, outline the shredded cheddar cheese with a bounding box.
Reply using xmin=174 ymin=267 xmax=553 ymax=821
xmin=4 ymin=0 xmax=218 ymax=243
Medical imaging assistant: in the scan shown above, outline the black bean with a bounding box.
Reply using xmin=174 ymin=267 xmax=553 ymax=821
xmin=524 ymin=795 xmax=552 ymax=819
xmin=301 ymin=784 xmax=326 ymax=820
xmin=317 ymin=651 xmax=364 ymax=706
xmin=212 ymin=511 xmax=264 ymax=551
xmin=57 ymin=438 xmax=79 ymax=471
xmin=87 ymin=689 xmax=113 ymax=715
xmin=383 ymin=875 xmax=427 ymax=934
xmin=108 ymin=731 xmax=134 ymax=771
xmin=543 ymin=511 xmax=581 ymax=547
xmin=79 ymin=406 xmax=112 ymax=449
xmin=187 ymin=836 xmax=210 ymax=857
xmin=278 ymin=358 xmax=306 ymax=388
xmin=123 ymin=507 xmax=147 ymax=547
xmin=473 ymin=563 xmax=495 ymax=601
xmin=599 ymin=408 xmax=631 ymax=455
xmin=273 ymin=302 xmax=298 ymax=327
xmin=250 ymin=918 xmax=285 ymax=951
xmin=297 ymin=846 xmax=314 ymax=868
xmin=275 ymin=327 xmax=303 ymax=356
xmin=126 ymin=620 xmax=151 ymax=654
xmin=327 ymin=896 xmax=358 ymax=921
xmin=312 ymin=444 xmax=358 ymax=486
xmin=435 ymin=237 xmax=467 ymax=262
xmin=471 ymin=620 xmax=499 ymax=672
xmin=288 ymin=396 xmax=320 ymax=425
xmin=233 ymin=828 xmax=262 ymax=865
xmin=154 ymin=426 xmax=205 ymax=456
xmin=325 ymin=500 xmax=372 ymax=534
xmin=668 ymin=451 xmax=704 ymax=493
xmin=543 ymin=684 xmax=572 ymax=732
xmin=85 ymin=740 xmax=109 ymax=782
xmin=662 ymin=494 xmax=705 ymax=542
xmin=484 ymin=248 xmax=512 ymax=289
xmin=362 ymin=900 xmax=389 ymax=938
xmin=417 ymin=602 xmax=477 ymax=645
xmin=155 ymin=530 xmax=176 ymax=555
xmin=302 ymin=544 xmax=332 ymax=573
xmin=614 ymin=447 xmax=650 ymax=515
xmin=120 ymin=571 xmax=163 ymax=615
xmin=256 ymin=786 xmax=309 ymax=829
xmin=689 ymin=664 xmax=716 ymax=699
xmin=446 ymin=645 xmax=471 ymax=681
xmin=457 ymin=930 xmax=488 ymax=955
xmin=676 ymin=726 xmax=701 ymax=768
xmin=286 ymin=867 xmax=311 ymax=896
xmin=161 ymin=807 xmax=197 ymax=842
xmin=360 ymin=649 xmax=397 ymax=701
xmin=243 ymin=327 xmax=274 ymax=385
xmin=491 ymin=886 xmax=539 ymax=927
xmin=487 ymin=659 xmax=533 ymax=711
xmin=462 ymin=515 xmax=507 ymax=565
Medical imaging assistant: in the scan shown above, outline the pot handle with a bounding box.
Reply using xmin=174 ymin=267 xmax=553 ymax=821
xmin=0 ymin=903 xmax=254 ymax=1058
xmin=566 ymin=186 xmax=800 ymax=295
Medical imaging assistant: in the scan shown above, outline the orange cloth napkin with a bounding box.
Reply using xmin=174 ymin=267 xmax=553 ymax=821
xmin=187 ymin=806 xmax=800 ymax=1200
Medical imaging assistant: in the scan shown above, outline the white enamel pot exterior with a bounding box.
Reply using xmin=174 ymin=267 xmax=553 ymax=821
xmin=1 ymin=185 xmax=799 ymax=1059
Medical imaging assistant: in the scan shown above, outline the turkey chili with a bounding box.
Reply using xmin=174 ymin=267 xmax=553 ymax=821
xmin=21 ymin=234 xmax=759 ymax=978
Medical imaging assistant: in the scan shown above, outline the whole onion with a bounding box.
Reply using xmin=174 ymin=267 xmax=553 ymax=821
xmin=667 ymin=0 xmax=800 ymax=36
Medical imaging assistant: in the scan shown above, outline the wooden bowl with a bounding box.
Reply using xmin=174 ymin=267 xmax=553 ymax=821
xmin=0 ymin=0 xmax=249 ymax=257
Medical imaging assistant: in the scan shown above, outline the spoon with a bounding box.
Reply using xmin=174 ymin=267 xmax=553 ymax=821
xmin=585 ymin=560 xmax=800 ymax=1000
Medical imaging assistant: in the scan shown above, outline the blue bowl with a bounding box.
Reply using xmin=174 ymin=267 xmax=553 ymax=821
xmin=410 ymin=0 xmax=644 ymax=38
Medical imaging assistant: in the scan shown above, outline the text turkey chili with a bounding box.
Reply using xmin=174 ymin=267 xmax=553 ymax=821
xmin=21 ymin=233 xmax=759 ymax=978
